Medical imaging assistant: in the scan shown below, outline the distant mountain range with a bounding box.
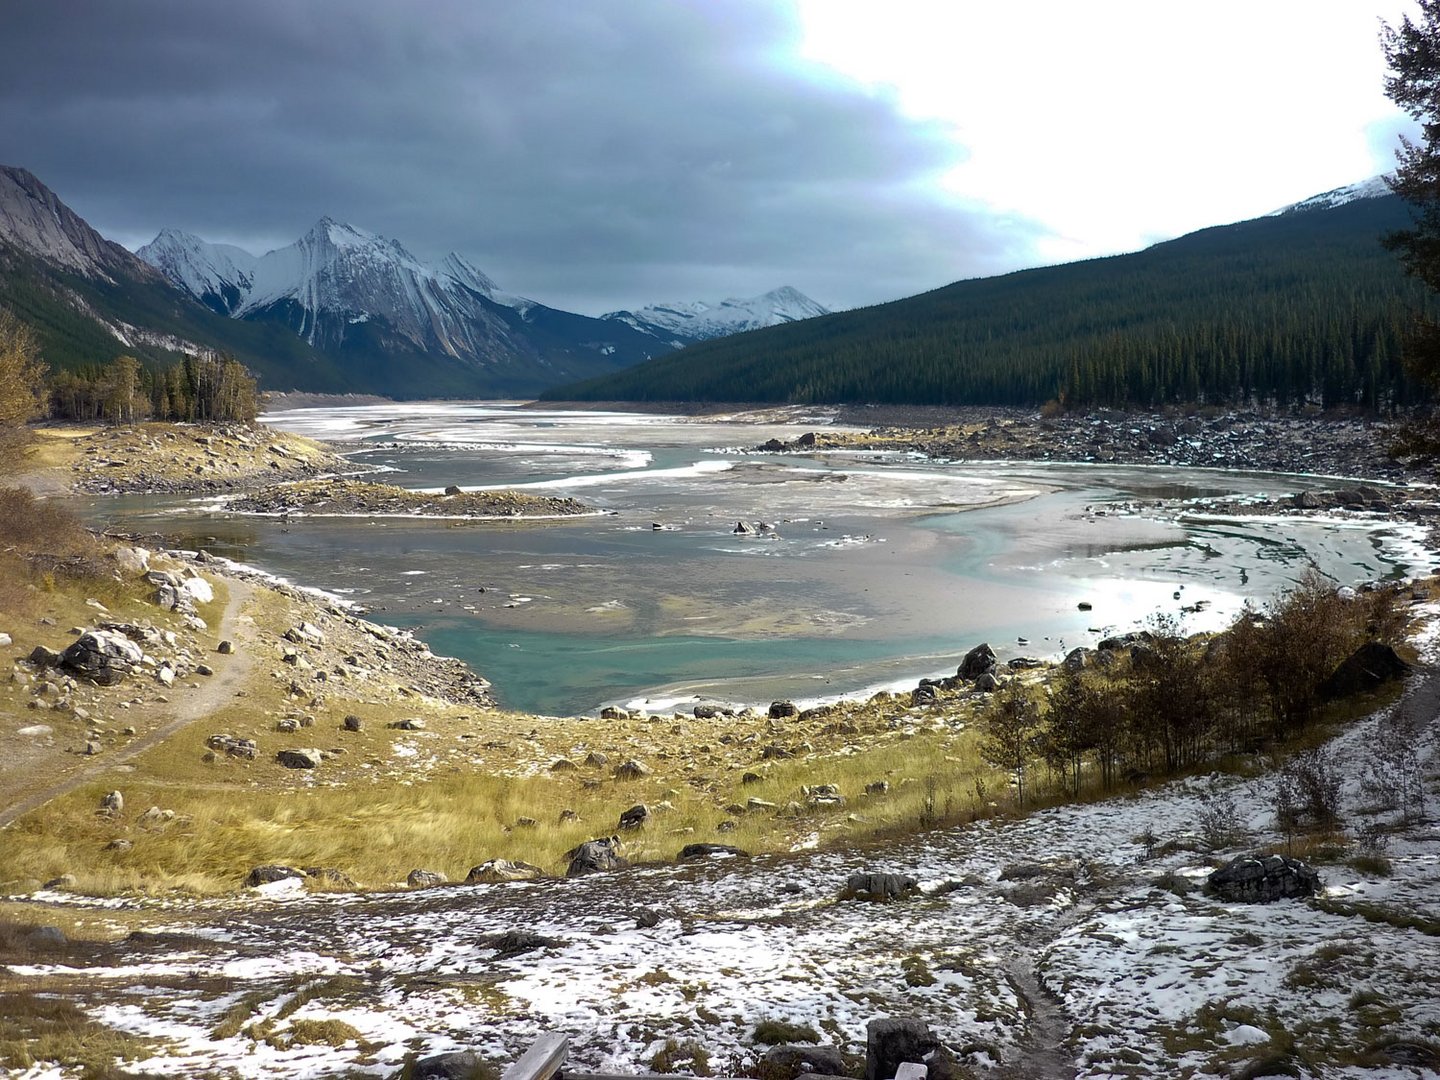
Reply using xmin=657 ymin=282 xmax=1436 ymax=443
xmin=547 ymin=177 xmax=1433 ymax=411
xmin=601 ymin=286 xmax=830 ymax=348
xmin=0 ymin=164 xmax=827 ymax=398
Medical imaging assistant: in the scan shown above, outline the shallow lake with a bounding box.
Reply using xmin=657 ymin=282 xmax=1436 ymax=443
xmin=76 ymin=403 xmax=1431 ymax=715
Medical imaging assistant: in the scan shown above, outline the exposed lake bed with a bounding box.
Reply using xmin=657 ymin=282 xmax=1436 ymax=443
xmin=75 ymin=403 xmax=1433 ymax=716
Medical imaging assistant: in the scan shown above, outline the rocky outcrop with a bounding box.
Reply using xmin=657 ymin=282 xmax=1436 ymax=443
xmin=957 ymin=642 xmax=997 ymax=680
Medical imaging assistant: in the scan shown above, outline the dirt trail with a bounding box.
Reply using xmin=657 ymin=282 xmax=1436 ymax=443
xmin=0 ymin=579 xmax=259 ymax=829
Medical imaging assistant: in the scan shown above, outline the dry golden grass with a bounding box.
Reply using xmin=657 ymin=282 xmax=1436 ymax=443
xmin=0 ymin=693 xmax=997 ymax=893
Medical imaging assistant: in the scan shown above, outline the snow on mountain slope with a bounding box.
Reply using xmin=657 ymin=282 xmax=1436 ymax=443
xmin=603 ymin=285 xmax=830 ymax=345
xmin=136 ymin=229 xmax=258 ymax=313
xmin=1269 ymin=174 xmax=1394 ymax=216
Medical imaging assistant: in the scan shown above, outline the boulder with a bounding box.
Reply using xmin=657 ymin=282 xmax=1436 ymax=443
xmin=180 ymin=576 xmax=214 ymax=605
xmin=302 ymin=866 xmax=356 ymax=887
xmin=1319 ymin=642 xmax=1411 ymax=701
xmin=694 ymin=704 xmax=723 ymax=719
xmin=28 ymin=645 xmax=63 ymax=668
xmin=550 ymin=757 xmax=578 ymax=772
xmin=465 ymin=859 xmax=545 ymax=884
xmin=407 ymin=869 xmax=448 ymax=888
xmin=957 ymin=641 xmax=997 ymax=679
xmin=768 ymin=699 xmax=798 ymax=719
xmin=1206 ymin=854 xmax=1320 ymax=903
xmin=866 ymin=1019 xmax=939 ymax=1080
xmin=910 ymin=684 xmax=937 ymax=707
xmin=974 ymin=672 xmax=1000 ymax=693
xmin=583 ymin=751 xmax=609 ymax=768
xmin=444 ymin=485 xmax=463 ymax=496
xmin=762 ymin=1045 xmax=847 ymax=1080
xmin=343 ymin=714 xmax=363 ymax=732
xmin=734 ymin=520 xmax=755 ymax=535
xmin=617 ymin=803 xmax=650 ymax=829
xmin=840 ymin=872 xmax=920 ymax=903
xmin=244 ymin=864 xmax=306 ymax=888
xmin=60 ymin=630 xmax=144 ymax=686
xmin=678 ymin=843 xmax=747 ymax=860
xmin=613 ymin=759 xmax=650 ymax=780
xmin=99 ymin=790 xmax=124 ymax=813
xmin=599 ymin=705 xmax=629 ymax=720
xmin=276 ymin=748 xmax=323 ymax=769
xmin=565 ymin=836 xmax=629 ymax=877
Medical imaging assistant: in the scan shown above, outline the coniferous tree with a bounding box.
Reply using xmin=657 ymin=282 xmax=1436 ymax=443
xmin=1384 ymin=1 xmax=1440 ymax=453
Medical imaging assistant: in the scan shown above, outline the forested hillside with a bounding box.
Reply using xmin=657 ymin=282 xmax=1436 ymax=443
xmin=546 ymin=195 xmax=1430 ymax=410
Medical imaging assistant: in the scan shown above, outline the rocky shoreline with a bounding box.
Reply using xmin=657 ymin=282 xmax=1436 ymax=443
xmin=761 ymin=409 xmax=1410 ymax=480
xmin=224 ymin=477 xmax=592 ymax=518
xmin=50 ymin=421 xmax=356 ymax=495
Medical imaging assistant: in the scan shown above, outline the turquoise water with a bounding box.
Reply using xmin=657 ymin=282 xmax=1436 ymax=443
xmin=76 ymin=403 xmax=1428 ymax=716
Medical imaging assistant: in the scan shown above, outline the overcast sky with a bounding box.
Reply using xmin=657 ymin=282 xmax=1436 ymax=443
xmin=0 ymin=0 xmax=1419 ymax=314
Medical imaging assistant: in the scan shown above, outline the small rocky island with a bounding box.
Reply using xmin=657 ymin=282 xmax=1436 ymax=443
xmin=226 ymin=477 xmax=592 ymax=517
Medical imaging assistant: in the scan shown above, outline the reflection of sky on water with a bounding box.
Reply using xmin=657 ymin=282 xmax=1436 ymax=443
xmin=73 ymin=404 xmax=1429 ymax=715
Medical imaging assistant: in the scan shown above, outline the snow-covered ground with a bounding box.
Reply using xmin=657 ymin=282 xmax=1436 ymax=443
xmin=9 ymin=645 xmax=1440 ymax=1078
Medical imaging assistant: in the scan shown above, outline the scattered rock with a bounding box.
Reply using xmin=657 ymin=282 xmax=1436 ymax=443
xmin=104 ymin=838 xmax=133 ymax=853
xmin=614 ymin=758 xmax=650 ymax=779
xmin=678 ymin=843 xmax=747 ymax=860
xmin=276 ymin=748 xmax=323 ymax=769
xmin=465 ymin=859 xmax=545 ymax=884
xmin=617 ymin=803 xmax=650 ymax=829
xmin=407 ymin=869 xmax=448 ymax=888
xmin=762 ymin=1044 xmax=847 ymax=1080
xmin=565 ymin=836 xmax=629 ymax=877
xmin=206 ymin=734 xmax=256 ymax=760
xmin=550 ymin=757 xmax=578 ymax=772
xmin=244 ymin=864 xmax=306 ymax=888
xmin=479 ymin=929 xmax=566 ymax=957
xmin=840 ymin=872 xmax=919 ymax=902
xmin=99 ymin=790 xmax=124 ymax=813
xmin=388 ymin=718 xmax=426 ymax=731
xmin=865 ymin=1018 xmax=939 ymax=1080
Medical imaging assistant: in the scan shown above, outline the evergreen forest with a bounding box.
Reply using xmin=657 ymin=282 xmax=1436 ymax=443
xmin=547 ymin=195 xmax=1433 ymax=411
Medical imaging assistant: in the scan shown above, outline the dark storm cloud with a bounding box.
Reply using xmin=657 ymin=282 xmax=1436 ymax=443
xmin=0 ymin=0 xmax=1045 ymax=312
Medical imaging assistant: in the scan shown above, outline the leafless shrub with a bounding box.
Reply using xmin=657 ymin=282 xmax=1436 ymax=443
xmin=1275 ymin=748 xmax=1345 ymax=835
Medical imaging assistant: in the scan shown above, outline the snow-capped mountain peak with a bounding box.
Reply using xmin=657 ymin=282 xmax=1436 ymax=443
xmin=136 ymin=228 xmax=257 ymax=313
xmin=1269 ymin=175 xmax=1394 ymax=216
xmin=602 ymin=285 xmax=829 ymax=346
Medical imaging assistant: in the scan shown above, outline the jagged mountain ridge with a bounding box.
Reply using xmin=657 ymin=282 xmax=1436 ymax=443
xmin=0 ymin=166 xmax=165 ymax=285
xmin=139 ymin=222 xmax=828 ymax=369
xmin=602 ymin=285 xmax=830 ymax=347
